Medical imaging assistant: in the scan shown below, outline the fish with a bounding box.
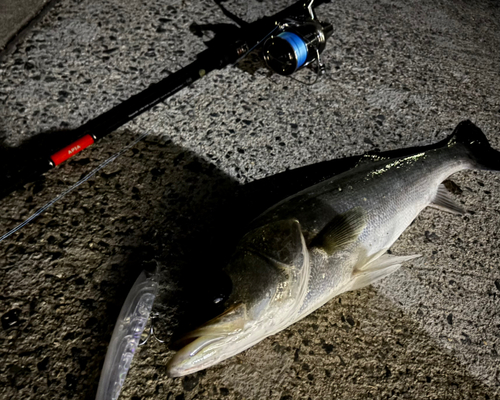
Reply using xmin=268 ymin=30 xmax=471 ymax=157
xmin=166 ymin=120 xmax=500 ymax=377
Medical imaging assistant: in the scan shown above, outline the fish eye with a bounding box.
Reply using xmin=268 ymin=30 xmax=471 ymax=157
xmin=211 ymin=271 xmax=233 ymax=305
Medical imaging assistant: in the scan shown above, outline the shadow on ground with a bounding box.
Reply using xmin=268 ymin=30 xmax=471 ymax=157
xmin=1 ymin=126 xmax=497 ymax=399
xmin=204 ymin=284 xmax=498 ymax=400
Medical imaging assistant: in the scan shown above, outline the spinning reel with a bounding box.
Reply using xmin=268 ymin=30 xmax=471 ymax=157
xmin=262 ymin=1 xmax=333 ymax=76
xmin=4 ymin=0 xmax=334 ymax=197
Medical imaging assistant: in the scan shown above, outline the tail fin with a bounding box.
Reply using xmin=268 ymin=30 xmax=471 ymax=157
xmin=449 ymin=120 xmax=500 ymax=171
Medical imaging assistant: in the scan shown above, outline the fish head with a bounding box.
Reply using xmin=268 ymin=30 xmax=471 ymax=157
xmin=167 ymin=219 xmax=310 ymax=377
xmin=166 ymin=301 xmax=251 ymax=378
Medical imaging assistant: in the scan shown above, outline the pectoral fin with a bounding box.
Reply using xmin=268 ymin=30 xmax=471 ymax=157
xmin=311 ymin=207 xmax=367 ymax=256
xmin=349 ymin=253 xmax=420 ymax=292
xmin=429 ymin=184 xmax=465 ymax=215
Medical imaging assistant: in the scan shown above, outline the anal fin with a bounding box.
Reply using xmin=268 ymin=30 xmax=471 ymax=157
xmin=348 ymin=253 xmax=420 ymax=292
xmin=429 ymin=183 xmax=465 ymax=215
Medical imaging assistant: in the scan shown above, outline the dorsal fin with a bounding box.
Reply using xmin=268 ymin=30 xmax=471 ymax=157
xmin=310 ymin=207 xmax=367 ymax=256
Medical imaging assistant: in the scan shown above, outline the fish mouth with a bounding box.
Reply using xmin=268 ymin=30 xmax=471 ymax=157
xmin=166 ymin=302 xmax=248 ymax=377
xmin=166 ymin=334 xmax=226 ymax=377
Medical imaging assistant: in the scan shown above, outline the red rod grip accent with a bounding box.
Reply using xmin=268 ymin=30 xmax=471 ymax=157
xmin=50 ymin=134 xmax=95 ymax=166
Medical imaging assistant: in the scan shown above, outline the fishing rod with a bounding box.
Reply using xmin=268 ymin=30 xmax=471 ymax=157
xmin=2 ymin=2 xmax=336 ymax=398
xmin=2 ymin=0 xmax=333 ymax=199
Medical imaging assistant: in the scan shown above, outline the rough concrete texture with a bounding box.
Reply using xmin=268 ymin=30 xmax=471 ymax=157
xmin=1 ymin=0 xmax=500 ymax=399
xmin=0 ymin=0 xmax=51 ymax=50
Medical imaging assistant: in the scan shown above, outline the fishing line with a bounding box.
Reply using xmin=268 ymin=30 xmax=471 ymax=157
xmin=0 ymin=131 xmax=149 ymax=243
xmin=232 ymin=25 xmax=280 ymax=67
xmin=1 ymin=2 xmax=334 ymax=244
xmin=288 ymin=48 xmax=324 ymax=86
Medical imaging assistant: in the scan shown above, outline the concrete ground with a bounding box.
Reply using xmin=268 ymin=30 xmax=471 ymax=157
xmin=1 ymin=0 xmax=500 ymax=399
xmin=0 ymin=0 xmax=51 ymax=52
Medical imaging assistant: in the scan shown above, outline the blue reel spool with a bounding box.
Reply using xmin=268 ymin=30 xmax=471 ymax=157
xmin=277 ymin=32 xmax=308 ymax=70
xmin=263 ymin=30 xmax=310 ymax=76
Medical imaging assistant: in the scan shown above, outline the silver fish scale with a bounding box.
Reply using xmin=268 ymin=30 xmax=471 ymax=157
xmin=253 ymin=145 xmax=472 ymax=321
xmin=297 ymin=248 xmax=354 ymax=316
xmin=166 ymin=126 xmax=497 ymax=377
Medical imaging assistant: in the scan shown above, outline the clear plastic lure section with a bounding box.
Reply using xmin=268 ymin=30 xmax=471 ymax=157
xmin=95 ymin=267 xmax=158 ymax=400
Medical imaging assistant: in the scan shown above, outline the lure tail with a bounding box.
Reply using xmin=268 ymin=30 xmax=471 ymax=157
xmin=450 ymin=120 xmax=500 ymax=171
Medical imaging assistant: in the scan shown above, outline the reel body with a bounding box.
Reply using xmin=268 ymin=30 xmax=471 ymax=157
xmin=262 ymin=10 xmax=333 ymax=76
